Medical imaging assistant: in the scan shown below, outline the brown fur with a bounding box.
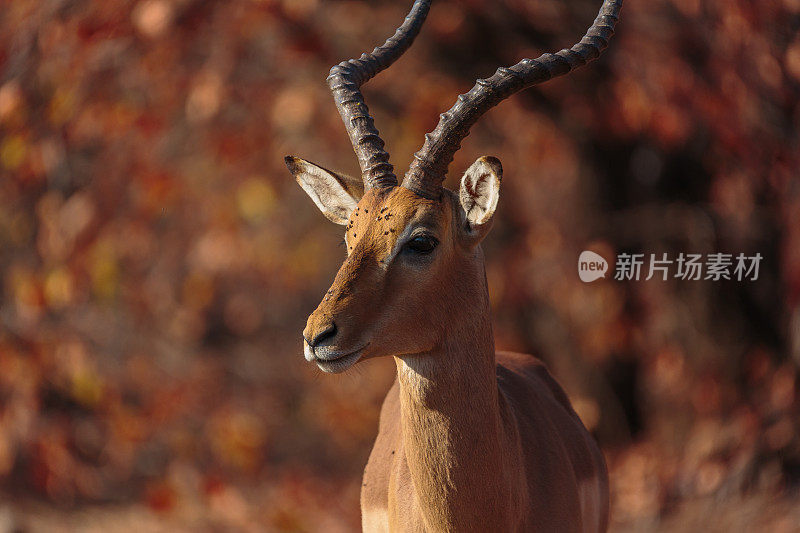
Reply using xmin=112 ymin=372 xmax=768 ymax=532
xmin=301 ymin=183 xmax=608 ymax=532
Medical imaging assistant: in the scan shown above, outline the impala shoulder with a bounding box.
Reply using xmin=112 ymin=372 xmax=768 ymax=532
xmin=495 ymin=351 xmax=578 ymax=420
xmin=495 ymin=350 xmax=546 ymax=370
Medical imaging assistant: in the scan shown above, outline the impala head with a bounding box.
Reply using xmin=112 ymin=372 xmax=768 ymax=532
xmin=286 ymin=0 xmax=622 ymax=372
xmin=288 ymin=155 xmax=501 ymax=372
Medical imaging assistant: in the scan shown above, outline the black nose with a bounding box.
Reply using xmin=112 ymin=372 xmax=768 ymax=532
xmin=308 ymin=322 xmax=337 ymax=347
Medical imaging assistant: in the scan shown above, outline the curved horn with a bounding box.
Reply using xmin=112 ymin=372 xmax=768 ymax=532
xmin=402 ymin=0 xmax=623 ymax=199
xmin=328 ymin=0 xmax=432 ymax=191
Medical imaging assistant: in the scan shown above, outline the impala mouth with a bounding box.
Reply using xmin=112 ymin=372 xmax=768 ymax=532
xmin=312 ymin=345 xmax=368 ymax=374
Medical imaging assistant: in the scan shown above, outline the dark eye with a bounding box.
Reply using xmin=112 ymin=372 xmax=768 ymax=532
xmin=403 ymin=235 xmax=438 ymax=255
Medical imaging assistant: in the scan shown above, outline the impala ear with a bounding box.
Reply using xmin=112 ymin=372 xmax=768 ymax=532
xmin=285 ymin=156 xmax=364 ymax=225
xmin=459 ymin=156 xmax=502 ymax=240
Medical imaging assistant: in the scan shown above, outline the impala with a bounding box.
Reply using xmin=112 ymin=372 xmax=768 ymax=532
xmin=286 ymin=1 xmax=622 ymax=531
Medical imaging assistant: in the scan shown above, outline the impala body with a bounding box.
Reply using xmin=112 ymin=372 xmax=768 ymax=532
xmin=286 ymin=1 xmax=622 ymax=531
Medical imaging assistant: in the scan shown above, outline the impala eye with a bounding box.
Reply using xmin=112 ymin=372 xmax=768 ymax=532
xmin=404 ymin=235 xmax=438 ymax=255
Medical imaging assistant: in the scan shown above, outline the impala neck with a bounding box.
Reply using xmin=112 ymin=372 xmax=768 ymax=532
xmin=394 ymin=255 xmax=527 ymax=531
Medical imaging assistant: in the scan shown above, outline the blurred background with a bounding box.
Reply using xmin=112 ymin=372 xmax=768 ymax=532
xmin=1 ymin=0 xmax=799 ymax=531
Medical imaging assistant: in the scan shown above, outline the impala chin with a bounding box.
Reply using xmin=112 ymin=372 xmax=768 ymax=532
xmin=314 ymin=351 xmax=362 ymax=373
xmin=309 ymin=344 xmax=369 ymax=374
